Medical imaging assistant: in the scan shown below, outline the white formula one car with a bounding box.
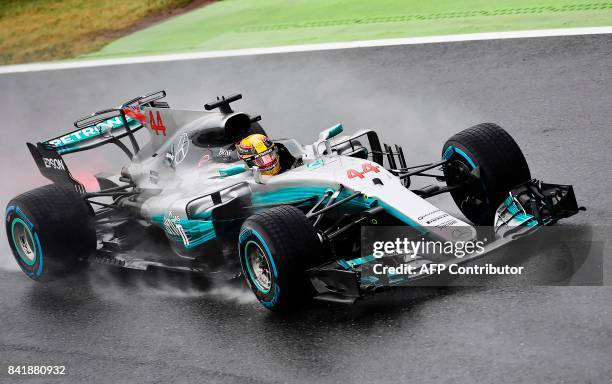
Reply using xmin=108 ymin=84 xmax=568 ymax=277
xmin=6 ymin=91 xmax=582 ymax=310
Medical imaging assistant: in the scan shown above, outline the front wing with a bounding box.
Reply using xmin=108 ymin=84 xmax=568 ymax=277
xmin=307 ymin=179 xmax=583 ymax=303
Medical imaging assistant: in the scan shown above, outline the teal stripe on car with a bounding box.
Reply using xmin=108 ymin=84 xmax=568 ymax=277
xmin=251 ymin=186 xmax=375 ymax=210
xmin=345 ymin=255 xmax=376 ymax=268
xmin=50 ymin=115 xmax=141 ymax=154
xmin=502 ymin=195 xmax=538 ymax=227
xmin=150 ymin=214 xmax=216 ymax=249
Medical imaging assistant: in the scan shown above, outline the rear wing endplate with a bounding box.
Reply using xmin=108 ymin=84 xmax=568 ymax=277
xmin=27 ymin=142 xmax=86 ymax=194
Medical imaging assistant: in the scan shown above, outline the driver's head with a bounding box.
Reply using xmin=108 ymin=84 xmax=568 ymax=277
xmin=236 ymin=134 xmax=280 ymax=175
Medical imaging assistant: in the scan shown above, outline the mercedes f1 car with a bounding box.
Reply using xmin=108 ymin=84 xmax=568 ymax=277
xmin=6 ymin=91 xmax=582 ymax=310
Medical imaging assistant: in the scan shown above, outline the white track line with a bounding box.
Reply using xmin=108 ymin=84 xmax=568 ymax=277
xmin=1 ymin=26 xmax=611 ymax=74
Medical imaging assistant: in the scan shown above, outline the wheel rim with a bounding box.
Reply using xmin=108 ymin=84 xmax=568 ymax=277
xmin=445 ymin=158 xmax=489 ymax=214
xmin=11 ymin=218 xmax=36 ymax=266
xmin=445 ymin=159 xmax=472 ymax=185
xmin=245 ymin=241 xmax=272 ymax=293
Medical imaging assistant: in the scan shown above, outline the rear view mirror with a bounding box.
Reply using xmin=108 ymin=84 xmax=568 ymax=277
xmin=318 ymin=124 xmax=343 ymax=141
xmin=219 ymin=164 xmax=247 ymax=177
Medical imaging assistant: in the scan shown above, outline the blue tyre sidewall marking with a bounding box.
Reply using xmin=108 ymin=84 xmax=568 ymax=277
xmin=6 ymin=205 xmax=44 ymax=279
xmin=444 ymin=145 xmax=476 ymax=170
xmin=452 ymin=147 xmax=477 ymax=170
xmin=239 ymin=226 xmax=280 ymax=308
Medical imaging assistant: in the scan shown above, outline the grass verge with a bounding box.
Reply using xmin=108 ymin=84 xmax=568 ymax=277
xmin=89 ymin=0 xmax=612 ymax=59
xmin=2 ymin=0 xmax=611 ymax=64
xmin=0 ymin=0 xmax=211 ymax=65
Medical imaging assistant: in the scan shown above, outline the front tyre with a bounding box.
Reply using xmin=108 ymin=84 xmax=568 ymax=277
xmin=442 ymin=123 xmax=531 ymax=225
xmin=238 ymin=205 xmax=322 ymax=311
xmin=5 ymin=184 xmax=96 ymax=281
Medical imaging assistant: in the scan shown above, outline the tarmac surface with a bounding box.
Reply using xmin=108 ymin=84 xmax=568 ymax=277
xmin=0 ymin=34 xmax=611 ymax=383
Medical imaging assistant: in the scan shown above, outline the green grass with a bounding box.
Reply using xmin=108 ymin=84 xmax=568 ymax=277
xmin=89 ymin=0 xmax=612 ymax=59
xmin=0 ymin=0 xmax=196 ymax=65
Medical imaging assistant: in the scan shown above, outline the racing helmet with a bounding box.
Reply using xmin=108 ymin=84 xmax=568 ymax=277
xmin=236 ymin=134 xmax=280 ymax=175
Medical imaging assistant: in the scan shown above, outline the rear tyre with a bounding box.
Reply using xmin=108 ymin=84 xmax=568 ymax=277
xmin=5 ymin=184 xmax=96 ymax=281
xmin=442 ymin=123 xmax=531 ymax=225
xmin=238 ymin=205 xmax=322 ymax=311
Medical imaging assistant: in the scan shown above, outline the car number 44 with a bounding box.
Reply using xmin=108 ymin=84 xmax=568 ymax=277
xmin=346 ymin=163 xmax=380 ymax=179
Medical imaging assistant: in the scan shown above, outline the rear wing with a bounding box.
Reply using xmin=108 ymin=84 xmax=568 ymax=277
xmin=44 ymin=90 xmax=167 ymax=157
xmin=28 ymin=91 xmax=167 ymax=193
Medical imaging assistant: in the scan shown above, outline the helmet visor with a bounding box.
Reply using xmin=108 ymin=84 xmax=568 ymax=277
xmin=253 ymin=151 xmax=277 ymax=169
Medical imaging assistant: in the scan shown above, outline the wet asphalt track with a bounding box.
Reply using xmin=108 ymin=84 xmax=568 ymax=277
xmin=0 ymin=34 xmax=611 ymax=383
